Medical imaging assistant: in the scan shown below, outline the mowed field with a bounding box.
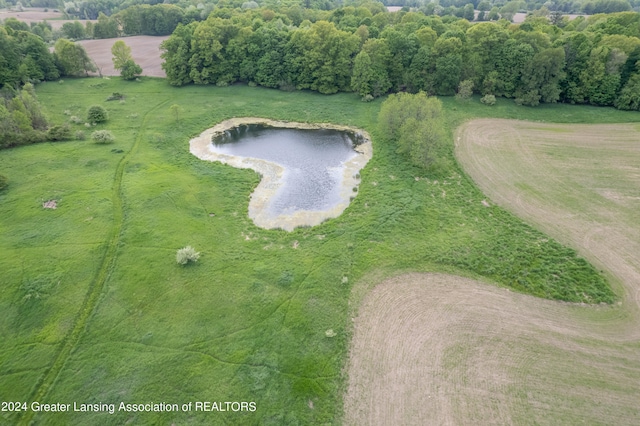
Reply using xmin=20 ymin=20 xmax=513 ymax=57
xmin=344 ymin=120 xmax=640 ymax=425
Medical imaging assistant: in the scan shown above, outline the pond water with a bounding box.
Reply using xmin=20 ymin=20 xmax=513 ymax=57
xmin=211 ymin=124 xmax=364 ymax=216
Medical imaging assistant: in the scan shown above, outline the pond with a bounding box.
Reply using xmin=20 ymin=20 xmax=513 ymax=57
xmin=211 ymin=124 xmax=364 ymax=216
xmin=189 ymin=118 xmax=372 ymax=231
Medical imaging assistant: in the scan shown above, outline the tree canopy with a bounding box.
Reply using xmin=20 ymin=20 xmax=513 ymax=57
xmin=160 ymin=8 xmax=640 ymax=110
xmin=379 ymin=92 xmax=448 ymax=169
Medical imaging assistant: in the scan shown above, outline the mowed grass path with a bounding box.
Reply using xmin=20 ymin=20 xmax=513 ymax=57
xmin=0 ymin=80 xmax=638 ymax=424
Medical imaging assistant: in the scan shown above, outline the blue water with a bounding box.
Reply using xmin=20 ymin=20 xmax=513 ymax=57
xmin=211 ymin=125 xmax=360 ymax=215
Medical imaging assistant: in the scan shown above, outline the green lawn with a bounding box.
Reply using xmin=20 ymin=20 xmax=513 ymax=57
xmin=0 ymin=78 xmax=637 ymax=425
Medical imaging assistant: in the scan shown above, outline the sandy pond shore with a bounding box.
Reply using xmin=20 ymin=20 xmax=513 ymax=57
xmin=189 ymin=117 xmax=373 ymax=231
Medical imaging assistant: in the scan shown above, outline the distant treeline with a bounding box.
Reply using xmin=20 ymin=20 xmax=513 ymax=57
xmin=4 ymin=0 xmax=639 ymax=19
xmin=161 ymin=7 xmax=640 ymax=109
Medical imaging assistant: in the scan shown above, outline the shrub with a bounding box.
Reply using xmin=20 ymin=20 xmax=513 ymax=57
xmin=87 ymin=105 xmax=108 ymax=124
xmin=277 ymin=270 xmax=294 ymax=287
xmin=91 ymin=130 xmax=115 ymax=144
xmin=75 ymin=130 xmax=86 ymax=140
xmin=106 ymin=92 xmax=125 ymax=101
xmin=481 ymin=94 xmax=496 ymax=106
xmin=20 ymin=275 xmax=57 ymax=302
xmin=120 ymin=60 xmax=142 ymax=80
xmin=176 ymin=246 xmax=200 ymax=265
xmin=69 ymin=115 xmax=83 ymax=124
xmin=361 ymin=94 xmax=374 ymax=102
xmin=455 ymin=79 xmax=474 ymax=101
xmin=278 ymin=80 xmax=296 ymax=92
xmin=0 ymin=174 xmax=8 ymax=191
xmin=47 ymin=124 xmax=72 ymax=141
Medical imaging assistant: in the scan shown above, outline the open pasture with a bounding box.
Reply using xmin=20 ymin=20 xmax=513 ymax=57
xmin=344 ymin=119 xmax=640 ymax=425
xmin=0 ymin=80 xmax=638 ymax=424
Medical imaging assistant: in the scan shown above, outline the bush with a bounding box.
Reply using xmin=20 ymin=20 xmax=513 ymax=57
xmin=0 ymin=174 xmax=7 ymax=191
xmin=361 ymin=94 xmax=374 ymax=102
xmin=278 ymin=80 xmax=296 ymax=92
xmin=47 ymin=124 xmax=72 ymax=141
xmin=69 ymin=115 xmax=83 ymax=124
xmin=120 ymin=60 xmax=142 ymax=80
xmin=21 ymin=276 xmax=51 ymax=302
xmin=176 ymin=246 xmax=200 ymax=265
xmin=75 ymin=130 xmax=86 ymax=140
xmin=481 ymin=94 xmax=496 ymax=106
xmin=106 ymin=92 xmax=125 ymax=101
xmin=455 ymin=79 xmax=474 ymax=101
xmin=87 ymin=105 xmax=108 ymax=124
xmin=91 ymin=130 xmax=115 ymax=144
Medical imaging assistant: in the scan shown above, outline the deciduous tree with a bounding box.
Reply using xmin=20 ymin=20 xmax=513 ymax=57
xmin=54 ymin=39 xmax=97 ymax=77
xmin=378 ymin=92 xmax=447 ymax=169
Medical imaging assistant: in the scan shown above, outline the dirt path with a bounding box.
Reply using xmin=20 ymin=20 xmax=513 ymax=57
xmin=344 ymin=120 xmax=640 ymax=425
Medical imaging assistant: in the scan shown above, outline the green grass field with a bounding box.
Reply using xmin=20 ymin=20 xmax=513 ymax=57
xmin=1 ymin=78 xmax=638 ymax=425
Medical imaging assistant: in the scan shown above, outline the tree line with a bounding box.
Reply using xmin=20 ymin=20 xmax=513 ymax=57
xmin=160 ymin=7 xmax=640 ymax=109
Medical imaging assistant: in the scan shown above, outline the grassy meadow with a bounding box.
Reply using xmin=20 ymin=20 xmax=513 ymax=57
xmin=1 ymin=78 xmax=638 ymax=425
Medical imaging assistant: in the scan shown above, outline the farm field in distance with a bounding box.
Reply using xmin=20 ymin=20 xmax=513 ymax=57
xmin=1 ymin=78 xmax=639 ymax=424
xmin=78 ymin=36 xmax=169 ymax=78
xmin=0 ymin=7 xmax=96 ymax=29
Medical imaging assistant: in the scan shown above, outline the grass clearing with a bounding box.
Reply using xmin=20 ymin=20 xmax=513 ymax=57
xmin=1 ymin=80 xmax=638 ymax=424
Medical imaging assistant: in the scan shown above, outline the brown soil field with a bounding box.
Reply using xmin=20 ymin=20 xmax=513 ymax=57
xmin=345 ymin=273 xmax=640 ymax=425
xmin=344 ymin=120 xmax=640 ymax=425
xmin=0 ymin=7 xmax=90 ymax=30
xmin=1 ymin=9 xmax=167 ymax=76
xmin=78 ymin=36 xmax=169 ymax=78
xmin=0 ymin=7 xmax=64 ymax=23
